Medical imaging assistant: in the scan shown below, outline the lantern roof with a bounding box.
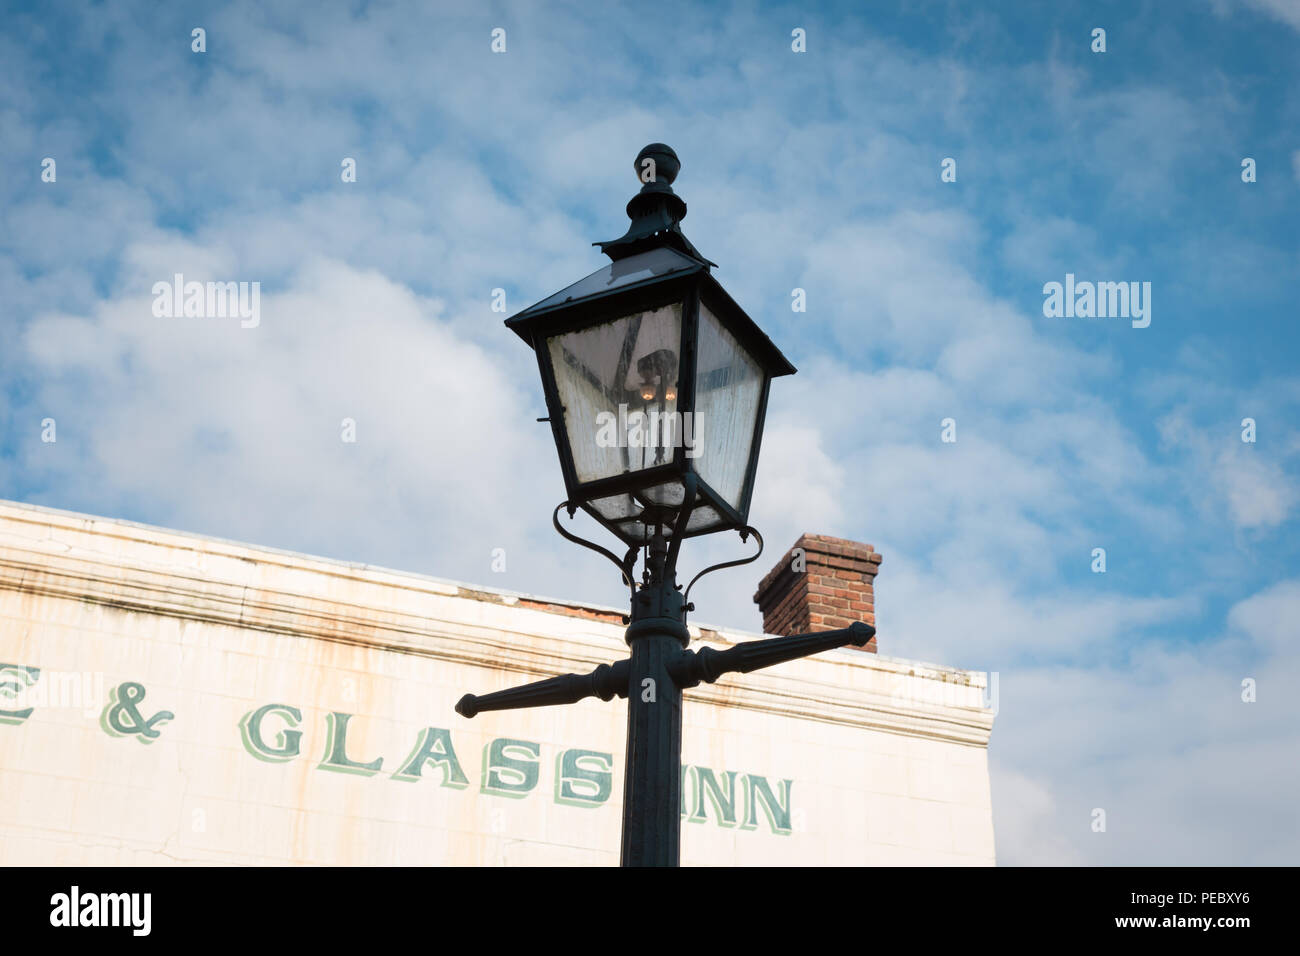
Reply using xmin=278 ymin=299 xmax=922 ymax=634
xmin=507 ymin=254 xmax=796 ymax=378
xmin=507 ymin=246 xmax=706 ymax=328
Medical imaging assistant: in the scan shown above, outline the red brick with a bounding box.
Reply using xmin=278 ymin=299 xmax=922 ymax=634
xmin=753 ymin=532 xmax=884 ymax=645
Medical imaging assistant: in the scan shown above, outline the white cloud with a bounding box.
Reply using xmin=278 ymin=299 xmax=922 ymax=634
xmin=1228 ymin=577 xmax=1300 ymax=655
xmin=1210 ymin=0 xmax=1300 ymax=31
xmin=990 ymin=577 xmax=1300 ymax=864
xmin=989 ymin=769 xmax=1085 ymax=865
xmin=1159 ymin=412 xmax=1297 ymax=532
xmin=19 ymin=253 xmax=586 ymax=598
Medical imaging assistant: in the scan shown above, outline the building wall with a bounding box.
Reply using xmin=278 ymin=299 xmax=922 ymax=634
xmin=0 ymin=500 xmax=995 ymax=865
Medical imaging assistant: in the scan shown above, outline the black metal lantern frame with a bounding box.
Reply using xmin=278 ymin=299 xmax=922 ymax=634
xmin=457 ymin=145 xmax=875 ymax=868
xmin=506 ymin=244 xmax=795 ymax=549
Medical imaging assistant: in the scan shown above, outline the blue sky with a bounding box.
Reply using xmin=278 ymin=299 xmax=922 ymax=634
xmin=2 ymin=0 xmax=1298 ymax=864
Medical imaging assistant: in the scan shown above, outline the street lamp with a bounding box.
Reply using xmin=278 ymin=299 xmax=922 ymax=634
xmin=456 ymin=144 xmax=874 ymax=867
xmin=502 ymin=143 xmax=794 ymax=546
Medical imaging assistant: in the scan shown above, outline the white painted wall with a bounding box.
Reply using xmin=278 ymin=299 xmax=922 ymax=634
xmin=0 ymin=500 xmax=995 ymax=865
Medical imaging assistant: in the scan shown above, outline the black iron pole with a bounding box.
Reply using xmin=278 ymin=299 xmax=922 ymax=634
xmin=619 ymin=620 xmax=685 ymax=866
xmin=618 ymin=526 xmax=688 ymax=867
xmin=621 ymin=613 xmax=691 ymax=868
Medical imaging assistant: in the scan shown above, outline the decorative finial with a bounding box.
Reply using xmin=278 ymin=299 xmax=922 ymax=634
xmin=634 ymin=143 xmax=680 ymax=186
xmin=595 ymin=144 xmax=712 ymax=265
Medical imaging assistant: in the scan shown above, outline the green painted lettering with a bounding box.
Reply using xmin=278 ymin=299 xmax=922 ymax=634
xmin=392 ymin=727 xmax=469 ymax=787
xmin=554 ymin=748 xmax=612 ymax=807
xmin=690 ymin=767 xmax=740 ymax=827
xmin=317 ymin=712 xmax=383 ymax=776
xmin=239 ymin=703 xmax=303 ymax=762
xmin=0 ymin=664 xmax=40 ymax=725
xmin=481 ymin=737 xmax=540 ymax=798
xmin=743 ymin=775 xmax=793 ymax=835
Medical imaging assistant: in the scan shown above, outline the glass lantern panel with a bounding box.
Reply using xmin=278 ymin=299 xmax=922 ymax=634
xmin=685 ymin=505 xmax=726 ymax=533
xmin=547 ymin=302 xmax=683 ymax=485
xmin=615 ymin=519 xmax=655 ymax=544
xmin=638 ymin=479 xmax=687 ymax=507
xmin=692 ymin=303 xmax=764 ymax=511
xmin=588 ymin=493 xmax=644 ymax=522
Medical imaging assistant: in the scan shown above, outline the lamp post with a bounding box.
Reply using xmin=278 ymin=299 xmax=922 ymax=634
xmin=455 ymin=144 xmax=874 ymax=867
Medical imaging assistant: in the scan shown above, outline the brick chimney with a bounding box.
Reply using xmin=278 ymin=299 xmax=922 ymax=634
xmin=753 ymin=534 xmax=882 ymax=652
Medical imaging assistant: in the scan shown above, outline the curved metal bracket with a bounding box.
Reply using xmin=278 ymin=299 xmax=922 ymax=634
xmin=682 ymin=526 xmax=764 ymax=616
xmin=552 ymin=503 xmax=638 ymax=606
